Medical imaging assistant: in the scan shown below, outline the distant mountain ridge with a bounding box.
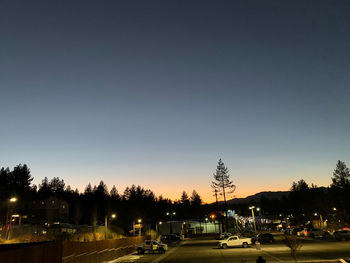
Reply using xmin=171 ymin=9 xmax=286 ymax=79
xmin=222 ymin=191 xmax=290 ymax=204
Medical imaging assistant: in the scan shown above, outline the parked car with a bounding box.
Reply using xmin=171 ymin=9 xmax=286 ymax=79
xmin=161 ymin=234 xmax=181 ymax=242
xmin=240 ymin=230 xmax=255 ymax=238
xmin=333 ymin=230 xmax=350 ymax=241
xmin=218 ymin=235 xmax=252 ymax=248
xmin=307 ymin=228 xmax=328 ymax=238
xmin=252 ymin=233 xmax=274 ymax=244
xmin=283 ymin=228 xmax=293 ymax=235
xmin=47 ymin=223 xmax=76 ymax=235
xmin=296 ymin=228 xmax=308 ymax=236
xmin=294 ymin=227 xmax=306 ymax=236
xmin=136 ymin=240 xmax=168 ymax=254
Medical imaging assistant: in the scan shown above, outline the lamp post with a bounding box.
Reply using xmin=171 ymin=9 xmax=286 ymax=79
xmin=105 ymin=213 xmax=116 ymax=240
xmin=249 ymin=206 xmax=257 ymax=233
xmin=7 ymin=197 xmax=17 ymax=223
xmin=210 ymin=214 xmax=216 ymax=233
xmin=256 ymin=207 xmax=261 ymax=230
xmin=137 ymin=218 xmax=142 ymax=236
xmin=314 ymin=213 xmax=324 ymax=230
xmin=7 ymin=197 xmax=18 ymax=240
xmin=166 ymin=212 xmax=176 ymax=234
xmin=156 ymin=221 xmax=162 ymax=236
xmin=205 ymin=218 xmax=208 ymax=234
xmin=133 ymin=219 xmax=142 ymax=236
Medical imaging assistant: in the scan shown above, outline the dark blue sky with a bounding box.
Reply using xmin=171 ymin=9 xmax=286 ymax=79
xmin=1 ymin=0 xmax=350 ymax=201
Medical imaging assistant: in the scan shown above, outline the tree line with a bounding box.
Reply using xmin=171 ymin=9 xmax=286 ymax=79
xmin=0 ymin=164 xmax=207 ymax=234
xmin=224 ymin=160 xmax=350 ymax=228
xmin=1 ymin=160 xmax=349 ymax=234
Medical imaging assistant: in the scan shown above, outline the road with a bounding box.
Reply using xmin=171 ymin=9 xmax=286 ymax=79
xmin=114 ymin=234 xmax=350 ymax=263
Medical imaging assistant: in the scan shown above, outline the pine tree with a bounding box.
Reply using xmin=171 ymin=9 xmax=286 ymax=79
xmin=38 ymin=177 xmax=51 ymax=195
xmin=49 ymin=177 xmax=65 ymax=193
xmin=211 ymin=159 xmax=236 ymax=231
xmin=181 ymin=191 xmax=190 ymax=204
xmin=291 ymin=179 xmax=309 ymax=191
xmin=190 ymin=190 xmax=202 ymax=205
xmin=84 ymin=183 xmax=93 ymax=194
xmin=110 ymin=185 xmax=119 ymax=197
xmin=10 ymin=164 xmax=33 ymax=194
xmin=331 ymin=160 xmax=350 ymax=188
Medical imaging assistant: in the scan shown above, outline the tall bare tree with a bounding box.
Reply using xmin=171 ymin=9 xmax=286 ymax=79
xmin=211 ymin=159 xmax=236 ymax=231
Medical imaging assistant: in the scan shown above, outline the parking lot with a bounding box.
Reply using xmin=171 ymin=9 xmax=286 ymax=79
xmin=113 ymin=234 xmax=350 ymax=263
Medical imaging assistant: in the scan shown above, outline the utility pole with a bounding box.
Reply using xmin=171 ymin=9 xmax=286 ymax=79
xmin=249 ymin=206 xmax=257 ymax=233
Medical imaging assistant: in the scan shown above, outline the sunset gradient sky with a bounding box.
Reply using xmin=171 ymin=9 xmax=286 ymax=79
xmin=1 ymin=0 xmax=350 ymax=203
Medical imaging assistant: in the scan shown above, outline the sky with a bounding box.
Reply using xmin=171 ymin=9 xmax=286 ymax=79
xmin=1 ymin=0 xmax=350 ymax=203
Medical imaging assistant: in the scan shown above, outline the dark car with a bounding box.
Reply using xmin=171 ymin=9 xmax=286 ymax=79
xmin=161 ymin=234 xmax=181 ymax=242
xmin=240 ymin=230 xmax=255 ymax=238
xmin=252 ymin=233 xmax=274 ymax=244
xmin=334 ymin=230 xmax=350 ymax=241
xmin=292 ymin=227 xmax=304 ymax=235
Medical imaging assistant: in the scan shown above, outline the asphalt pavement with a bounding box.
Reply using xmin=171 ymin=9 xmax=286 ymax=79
xmin=113 ymin=234 xmax=350 ymax=263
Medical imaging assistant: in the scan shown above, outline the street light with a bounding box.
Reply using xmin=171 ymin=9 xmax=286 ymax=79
xmin=249 ymin=206 xmax=257 ymax=233
xmin=105 ymin=213 xmax=117 ymax=240
xmin=166 ymin=212 xmax=176 ymax=234
xmin=10 ymin=197 xmax=17 ymax=203
xmin=314 ymin=213 xmax=324 ymax=229
xmin=7 ymin=197 xmax=18 ymax=240
xmin=210 ymin=214 xmax=217 ymax=232
xmin=156 ymin=221 xmax=162 ymax=236
xmin=133 ymin=218 xmax=142 ymax=237
xmin=166 ymin=212 xmax=176 ymax=217
xmin=205 ymin=218 xmax=208 ymax=234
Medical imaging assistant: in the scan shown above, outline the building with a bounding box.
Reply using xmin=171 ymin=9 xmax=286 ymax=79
xmin=159 ymin=220 xmax=222 ymax=235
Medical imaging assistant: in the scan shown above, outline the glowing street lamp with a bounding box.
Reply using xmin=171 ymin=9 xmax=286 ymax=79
xmin=156 ymin=221 xmax=162 ymax=235
xmin=314 ymin=213 xmax=324 ymax=229
xmin=205 ymin=218 xmax=209 ymax=234
xmin=105 ymin=213 xmax=117 ymax=240
xmin=10 ymin=197 xmax=17 ymax=203
xmin=133 ymin=218 xmax=142 ymax=237
xmin=166 ymin=212 xmax=176 ymax=234
xmin=138 ymin=219 xmax=142 ymax=236
xmin=6 ymin=197 xmax=18 ymax=240
xmin=166 ymin=212 xmax=176 ymax=217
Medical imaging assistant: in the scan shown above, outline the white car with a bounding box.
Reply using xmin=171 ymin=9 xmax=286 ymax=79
xmin=218 ymin=235 xmax=252 ymax=248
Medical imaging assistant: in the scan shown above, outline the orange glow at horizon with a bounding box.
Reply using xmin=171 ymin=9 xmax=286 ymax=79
xmin=31 ymin=166 xmax=334 ymax=204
